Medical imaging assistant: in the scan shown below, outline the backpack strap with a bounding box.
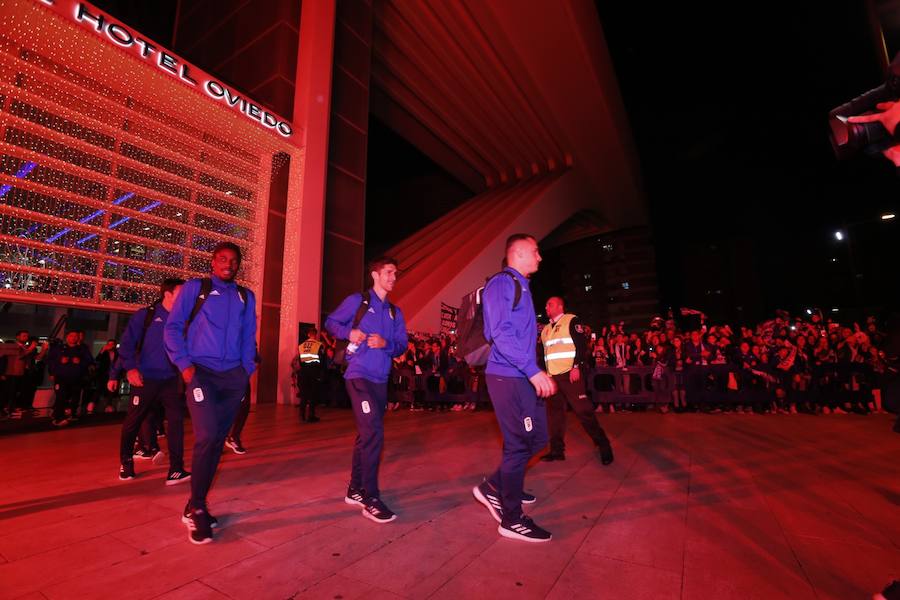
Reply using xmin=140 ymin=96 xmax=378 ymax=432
xmin=350 ymin=291 xmax=370 ymax=330
xmin=135 ymin=303 xmax=158 ymax=354
xmin=186 ymin=280 xmax=248 ymax=332
xmin=183 ymin=278 xmax=213 ymax=338
xmin=485 ymin=271 xmax=522 ymax=309
xmin=349 ymin=290 xmax=395 ymax=328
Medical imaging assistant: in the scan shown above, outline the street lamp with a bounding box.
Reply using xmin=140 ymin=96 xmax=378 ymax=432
xmin=834 ymin=230 xmax=844 ymax=241
xmin=882 ymin=213 xmax=896 ymax=220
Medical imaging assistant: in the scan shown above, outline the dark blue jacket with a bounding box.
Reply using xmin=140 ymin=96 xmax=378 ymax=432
xmin=48 ymin=343 xmax=94 ymax=381
xmin=482 ymin=267 xmax=540 ymax=379
xmin=325 ymin=291 xmax=408 ymax=384
xmin=164 ymin=276 xmax=257 ymax=375
xmin=118 ymin=304 xmax=178 ymax=380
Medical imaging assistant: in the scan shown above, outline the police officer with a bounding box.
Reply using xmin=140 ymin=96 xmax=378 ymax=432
xmin=296 ymin=328 xmax=325 ymax=423
xmin=165 ymin=242 xmax=257 ymax=545
xmin=540 ymin=296 xmax=613 ymax=465
xmin=114 ymin=278 xmax=191 ymax=484
xmin=325 ymin=256 xmax=408 ymax=524
xmin=47 ymin=331 xmax=94 ymax=426
xmin=472 ymin=234 xmax=556 ymax=543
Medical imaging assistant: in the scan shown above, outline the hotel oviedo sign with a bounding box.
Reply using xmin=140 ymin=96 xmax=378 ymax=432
xmin=38 ymin=0 xmax=294 ymax=138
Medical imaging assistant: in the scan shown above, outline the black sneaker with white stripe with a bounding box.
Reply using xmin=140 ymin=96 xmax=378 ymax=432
xmin=345 ymin=486 xmax=365 ymax=507
xmin=165 ymin=469 xmax=191 ymax=486
xmin=225 ymin=437 xmax=246 ymax=455
xmin=498 ymin=516 xmax=552 ymax=543
xmin=522 ymin=491 xmax=537 ymax=504
xmin=472 ymin=479 xmax=503 ymax=523
xmin=133 ymin=448 xmax=164 ymax=464
xmin=184 ymin=508 xmax=213 ymax=545
xmin=182 ymin=501 xmax=218 ymax=528
xmin=361 ymin=497 xmax=396 ymax=523
xmin=119 ymin=462 xmax=135 ymax=481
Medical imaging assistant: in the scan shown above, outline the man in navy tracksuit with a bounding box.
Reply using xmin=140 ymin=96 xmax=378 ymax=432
xmin=115 ymin=278 xmax=190 ymax=485
xmin=165 ymin=242 xmax=257 ymax=545
xmin=472 ymin=234 xmax=557 ymax=543
xmin=47 ymin=331 xmax=94 ymax=426
xmin=325 ymin=256 xmax=408 ymax=523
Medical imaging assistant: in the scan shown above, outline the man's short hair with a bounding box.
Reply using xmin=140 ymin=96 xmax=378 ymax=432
xmin=160 ymin=278 xmax=185 ymax=299
xmin=307 ymin=328 xmax=318 ymax=337
xmin=367 ymin=256 xmax=398 ymax=274
xmin=15 ymin=329 xmax=28 ymax=336
xmin=211 ymin=241 xmax=243 ymax=263
xmin=505 ymin=233 xmax=535 ymax=255
xmin=548 ymin=295 xmax=566 ymax=309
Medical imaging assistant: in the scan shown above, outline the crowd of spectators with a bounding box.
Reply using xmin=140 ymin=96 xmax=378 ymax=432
xmin=6 ymin=308 xmax=895 ymax=422
xmin=316 ymin=308 xmax=896 ymax=417
xmin=584 ymin=310 xmax=895 ymax=415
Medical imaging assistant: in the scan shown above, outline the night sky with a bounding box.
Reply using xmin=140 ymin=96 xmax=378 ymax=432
xmin=594 ymin=1 xmax=899 ymax=323
xmin=89 ymin=0 xmax=900 ymax=324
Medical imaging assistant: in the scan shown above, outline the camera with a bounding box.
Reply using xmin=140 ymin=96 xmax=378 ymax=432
xmin=829 ymin=51 xmax=900 ymax=159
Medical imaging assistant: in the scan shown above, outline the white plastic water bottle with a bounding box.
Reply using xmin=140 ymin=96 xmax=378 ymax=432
xmin=346 ymin=341 xmax=359 ymax=356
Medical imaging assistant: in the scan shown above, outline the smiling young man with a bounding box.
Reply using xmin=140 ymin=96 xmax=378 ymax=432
xmin=325 ymin=256 xmax=408 ymax=524
xmin=164 ymin=242 xmax=257 ymax=545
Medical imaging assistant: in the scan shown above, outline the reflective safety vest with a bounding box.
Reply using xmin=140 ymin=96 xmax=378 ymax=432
xmin=298 ymin=340 xmax=323 ymax=364
xmin=541 ymin=314 xmax=577 ymax=375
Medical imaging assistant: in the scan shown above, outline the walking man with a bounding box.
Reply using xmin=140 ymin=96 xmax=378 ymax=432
xmin=540 ymin=296 xmax=614 ymax=464
xmin=48 ymin=331 xmax=93 ymax=426
xmin=115 ymin=278 xmax=191 ymax=485
xmin=472 ymin=234 xmax=557 ymax=543
xmin=165 ymin=242 xmax=257 ymax=545
xmin=325 ymin=256 xmax=408 ymax=523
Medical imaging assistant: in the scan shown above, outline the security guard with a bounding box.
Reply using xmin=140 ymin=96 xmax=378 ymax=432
xmin=165 ymin=241 xmax=257 ymax=545
xmin=540 ymin=296 xmax=614 ymax=465
xmin=296 ymin=328 xmax=325 ymax=423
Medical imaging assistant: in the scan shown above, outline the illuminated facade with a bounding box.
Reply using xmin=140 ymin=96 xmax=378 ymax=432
xmin=0 ymin=0 xmax=331 ymax=405
xmin=0 ymin=0 xmax=290 ymax=309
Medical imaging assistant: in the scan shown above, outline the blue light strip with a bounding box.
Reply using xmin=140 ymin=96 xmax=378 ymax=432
xmin=51 ymin=192 xmax=136 ymax=245
xmin=105 ymin=200 xmax=161 ymax=231
xmin=106 ymin=260 xmax=145 ymax=276
xmin=0 ymin=161 xmax=38 ymax=198
xmin=20 ymin=224 xmax=41 ymax=237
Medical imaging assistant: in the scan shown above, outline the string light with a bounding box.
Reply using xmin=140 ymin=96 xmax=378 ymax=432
xmin=0 ymin=0 xmax=297 ymax=310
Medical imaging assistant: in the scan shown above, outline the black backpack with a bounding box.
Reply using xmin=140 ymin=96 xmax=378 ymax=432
xmin=332 ymin=290 xmax=396 ymax=366
xmin=456 ymin=271 xmax=522 ymax=367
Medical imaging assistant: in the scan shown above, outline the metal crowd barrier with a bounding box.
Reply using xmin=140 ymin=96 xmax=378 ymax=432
xmin=588 ymin=366 xmax=658 ymax=404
